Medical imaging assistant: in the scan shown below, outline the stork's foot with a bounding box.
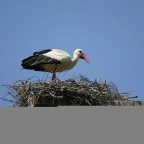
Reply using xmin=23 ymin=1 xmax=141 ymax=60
xmin=52 ymin=72 xmax=56 ymax=81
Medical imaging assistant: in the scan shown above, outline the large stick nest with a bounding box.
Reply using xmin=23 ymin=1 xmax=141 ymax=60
xmin=3 ymin=75 xmax=133 ymax=107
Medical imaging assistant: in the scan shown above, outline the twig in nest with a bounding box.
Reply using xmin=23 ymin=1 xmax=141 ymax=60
xmin=1 ymin=75 xmax=135 ymax=107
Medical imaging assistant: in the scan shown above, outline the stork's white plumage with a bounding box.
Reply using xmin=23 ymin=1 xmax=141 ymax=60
xmin=21 ymin=49 xmax=90 ymax=80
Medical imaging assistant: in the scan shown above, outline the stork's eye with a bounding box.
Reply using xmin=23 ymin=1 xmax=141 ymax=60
xmin=79 ymin=50 xmax=82 ymax=53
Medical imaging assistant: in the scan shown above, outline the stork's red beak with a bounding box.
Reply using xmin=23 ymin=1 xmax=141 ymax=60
xmin=80 ymin=53 xmax=91 ymax=64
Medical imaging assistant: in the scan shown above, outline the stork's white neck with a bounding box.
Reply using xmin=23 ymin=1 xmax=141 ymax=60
xmin=72 ymin=53 xmax=79 ymax=62
xmin=69 ymin=53 xmax=79 ymax=69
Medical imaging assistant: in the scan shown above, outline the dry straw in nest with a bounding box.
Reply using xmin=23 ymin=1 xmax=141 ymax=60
xmin=2 ymin=75 xmax=132 ymax=107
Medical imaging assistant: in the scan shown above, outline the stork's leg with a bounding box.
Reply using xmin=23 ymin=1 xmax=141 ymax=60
xmin=52 ymin=72 xmax=56 ymax=81
xmin=52 ymin=66 xmax=57 ymax=81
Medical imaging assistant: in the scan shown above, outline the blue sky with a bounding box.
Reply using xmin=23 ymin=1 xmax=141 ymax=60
xmin=0 ymin=0 xmax=144 ymax=106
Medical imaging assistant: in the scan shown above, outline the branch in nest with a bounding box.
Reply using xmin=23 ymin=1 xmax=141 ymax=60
xmin=1 ymin=75 xmax=135 ymax=107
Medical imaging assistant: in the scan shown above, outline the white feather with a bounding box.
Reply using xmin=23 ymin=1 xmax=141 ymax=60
xmin=42 ymin=49 xmax=71 ymax=61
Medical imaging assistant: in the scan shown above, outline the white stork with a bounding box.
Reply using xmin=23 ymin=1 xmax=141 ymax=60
xmin=21 ymin=49 xmax=90 ymax=80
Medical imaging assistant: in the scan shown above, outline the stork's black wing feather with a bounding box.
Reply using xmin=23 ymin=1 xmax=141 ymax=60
xmin=33 ymin=49 xmax=52 ymax=56
xmin=21 ymin=52 xmax=61 ymax=72
xmin=21 ymin=56 xmax=45 ymax=71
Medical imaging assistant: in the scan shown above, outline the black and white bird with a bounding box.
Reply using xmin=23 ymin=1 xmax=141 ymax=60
xmin=21 ymin=49 xmax=90 ymax=80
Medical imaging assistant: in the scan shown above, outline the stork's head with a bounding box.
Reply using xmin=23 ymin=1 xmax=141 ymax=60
xmin=74 ymin=49 xmax=90 ymax=64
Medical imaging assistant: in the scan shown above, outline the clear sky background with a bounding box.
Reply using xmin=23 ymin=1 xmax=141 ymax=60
xmin=0 ymin=0 xmax=144 ymax=106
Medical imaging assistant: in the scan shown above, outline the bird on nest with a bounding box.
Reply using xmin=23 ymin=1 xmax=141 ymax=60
xmin=21 ymin=49 xmax=90 ymax=81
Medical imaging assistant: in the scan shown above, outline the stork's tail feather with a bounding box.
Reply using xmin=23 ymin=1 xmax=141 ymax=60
xmin=21 ymin=56 xmax=44 ymax=71
xmin=21 ymin=56 xmax=35 ymax=69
